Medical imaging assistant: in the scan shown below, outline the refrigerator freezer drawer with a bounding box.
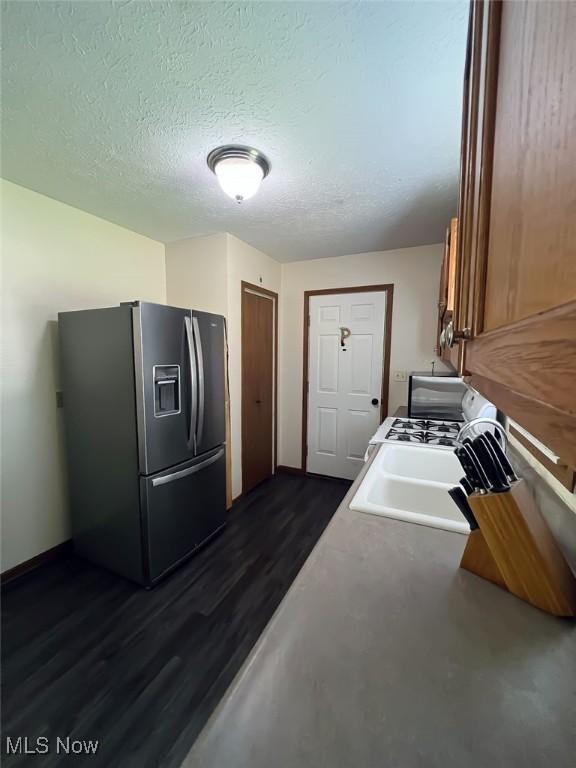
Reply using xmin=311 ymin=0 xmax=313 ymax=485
xmin=141 ymin=447 xmax=226 ymax=584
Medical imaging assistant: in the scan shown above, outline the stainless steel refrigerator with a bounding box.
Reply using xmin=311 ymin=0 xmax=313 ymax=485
xmin=58 ymin=301 xmax=227 ymax=586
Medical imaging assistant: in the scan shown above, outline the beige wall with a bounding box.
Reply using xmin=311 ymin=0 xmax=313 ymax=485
xmin=165 ymin=233 xmax=228 ymax=316
xmin=1 ymin=180 xmax=446 ymax=571
xmin=164 ymin=233 xmax=281 ymax=499
xmin=277 ymin=244 xmax=450 ymax=468
xmin=1 ymin=180 xmax=166 ymax=573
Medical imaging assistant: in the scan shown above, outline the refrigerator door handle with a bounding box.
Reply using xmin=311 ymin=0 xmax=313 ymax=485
xmin=192 ymin=316 xmax=205 ymax=447
xmin=184 ymin=315 xmax=197 ymax=452
xmin=151 ymin=448 xmax=224 ymax=487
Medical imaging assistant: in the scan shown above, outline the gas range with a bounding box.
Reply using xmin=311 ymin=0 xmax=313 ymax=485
xmin=378 ymin=417 xmax=462 ymax=449
xmin=366 ymin=389 xmax=497 ymax=458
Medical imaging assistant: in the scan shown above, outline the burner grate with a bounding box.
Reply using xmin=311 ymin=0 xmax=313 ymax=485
xmin=391 ymin=418 xmax=460 ymax=434
xmin=384 ymin=424 xmax=458 ymax=447
xmin=426 ymin=435 xmax=457 ymax=447
xmin=385 ymin=429 xmax=426 ymax=443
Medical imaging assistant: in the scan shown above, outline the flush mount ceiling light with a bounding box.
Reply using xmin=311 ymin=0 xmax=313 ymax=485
xmin=207 ymin=145 xmax=271 ymax=203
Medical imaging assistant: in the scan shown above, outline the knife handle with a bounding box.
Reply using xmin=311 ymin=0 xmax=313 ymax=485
xmin=479 ymin=434 xmax=509 ymax=486
xmin=456 ymin=445 xmax=491 ymax=493
xmin=473 ymin=435 xmax=510 ymax=493
xmin=483 ymin=431 xmax=518 ymax=482
xmin=459 ymin=476 xmax=474 ymax=495
xmin=448 ymin=487 xmax=479 ymax=530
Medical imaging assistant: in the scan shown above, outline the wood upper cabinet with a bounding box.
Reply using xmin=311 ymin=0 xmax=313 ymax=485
xmin=447 ymin=0 xmax=576 ymax=466
xmin=483 ymin=3 xmax=576 ymax=332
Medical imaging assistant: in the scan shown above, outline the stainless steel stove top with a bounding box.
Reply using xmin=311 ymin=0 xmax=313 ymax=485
xmin=383 ymin=417 xmax=461 ymax=449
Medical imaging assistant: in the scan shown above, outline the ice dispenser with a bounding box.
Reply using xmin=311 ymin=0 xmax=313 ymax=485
xmin=153 ymin=365 xmax=180 ymax=417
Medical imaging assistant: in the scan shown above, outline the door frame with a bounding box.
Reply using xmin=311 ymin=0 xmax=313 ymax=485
xmin=241 ymin=281 xmax=279 ymax=492
xmin=301 ymin=284 xmax=394 ymax=472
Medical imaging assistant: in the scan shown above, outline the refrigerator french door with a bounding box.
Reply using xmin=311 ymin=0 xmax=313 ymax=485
xmin=132 ymin=303 xmax=226 ymax=473
xmin=132 ymin=302 xmax=227 ymax=583
xmin=191 ymin=310 xmax=226 ymax=456
xmin=59 ymin=301 xmax=227 ymax=587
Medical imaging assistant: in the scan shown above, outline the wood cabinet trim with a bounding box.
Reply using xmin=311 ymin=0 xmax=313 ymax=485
xmin=468 ymin=373 xmax=576 ymax=468
xmin=446 ymin=217 xmax=458 ymax=313
xmin=465 ymin=300 xmax=576 ymax=415
xmin=436 ymin=226 xmax=450 ymax=356
xmin=509 ymin=425 xmax=576 ymax=492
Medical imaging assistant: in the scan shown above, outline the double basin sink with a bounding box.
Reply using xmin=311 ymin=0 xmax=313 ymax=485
xmin=350 ymin=443 xmax=469 ymax=534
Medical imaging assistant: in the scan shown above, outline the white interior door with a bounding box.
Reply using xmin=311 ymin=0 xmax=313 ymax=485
xmin=306 ymin=291 xmax=387 ymax=480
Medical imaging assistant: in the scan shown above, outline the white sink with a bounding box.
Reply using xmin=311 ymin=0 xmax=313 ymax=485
xmin=350 ymin=444 xmax=469 ymax=534
xmin=378 ymin=443 xmax=463 ymax=484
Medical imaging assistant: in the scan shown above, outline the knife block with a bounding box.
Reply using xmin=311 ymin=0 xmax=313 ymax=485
xmin=460 ymin=480 xmax=576 ymax=617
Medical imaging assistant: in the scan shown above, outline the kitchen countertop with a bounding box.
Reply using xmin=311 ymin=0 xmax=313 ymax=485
xmin=183 ymin=449 xmax=576 ymax=768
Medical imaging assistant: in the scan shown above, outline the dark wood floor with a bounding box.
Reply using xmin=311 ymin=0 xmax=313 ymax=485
xmin=1 ymin=473 xmax=350 ymax=768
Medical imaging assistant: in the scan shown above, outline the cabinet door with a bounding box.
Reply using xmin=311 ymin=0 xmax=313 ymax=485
xmin=437 ymin=219 xmax=459 ymax=361
xmin=446 ymin=0 xmax=484 ymax=372
xmin=454 ymin=0 xmax=576 ymax=465
xmin=435 ymin=226 xmax=449 ymax=357
xmin=452 ymin=0 xmax=499 ymax=347
xmin=446 ymin=218 xmax=458 ymax=314
xmin=440 ymin=218 xmax=461 ymax=368
xmin=482 ymin=2 xmax=576 ymax=332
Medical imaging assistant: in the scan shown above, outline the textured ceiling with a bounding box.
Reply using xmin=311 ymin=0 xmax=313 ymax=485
xmin=1 ymin=1 xmax=468 ymax=262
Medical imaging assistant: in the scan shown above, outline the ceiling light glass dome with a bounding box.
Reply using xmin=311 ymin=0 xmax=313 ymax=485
xmin=207 ymin=145 xmax=271 ymax=203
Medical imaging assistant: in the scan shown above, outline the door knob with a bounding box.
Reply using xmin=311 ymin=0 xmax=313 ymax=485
xmin=444 ymin=320 xmax=471 ymax=348
xmin=371 ymin=398 xmax=379 ymax=406
xmin=255 ymin=399 xmax=262 ymax=404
